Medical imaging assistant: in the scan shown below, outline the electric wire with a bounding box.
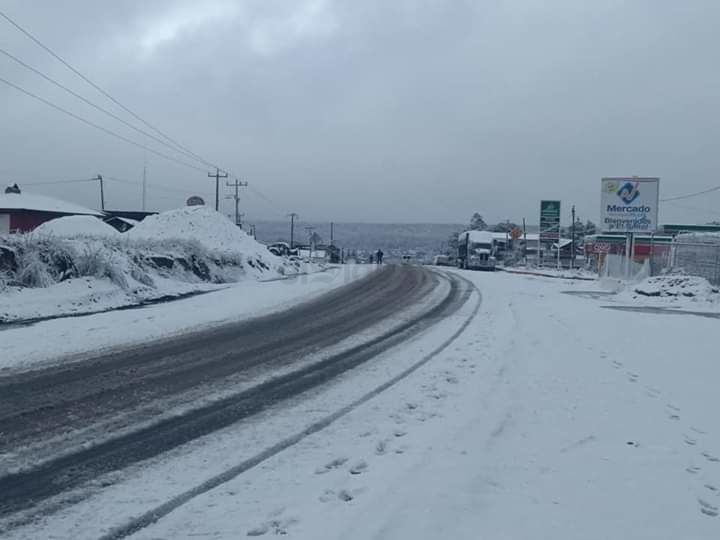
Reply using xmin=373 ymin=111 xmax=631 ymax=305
xmin=0 ymin=47 xmax=217 ymax=169
xmin=0 ymin=75 xmax=207 ymax=173
xmin=0 ymin=8 xmax=215 ymax=169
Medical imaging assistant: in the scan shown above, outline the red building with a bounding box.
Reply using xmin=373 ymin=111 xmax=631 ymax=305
xmin=0 ymin=184 xmax=102 ymax=234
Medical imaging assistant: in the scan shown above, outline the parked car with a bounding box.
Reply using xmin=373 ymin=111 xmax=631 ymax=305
xmin=433 ymin=254 xmax=455 ymax=266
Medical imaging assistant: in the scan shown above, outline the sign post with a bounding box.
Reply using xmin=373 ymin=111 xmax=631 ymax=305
xmin=540 ymin=200 xmax=561 ymax=268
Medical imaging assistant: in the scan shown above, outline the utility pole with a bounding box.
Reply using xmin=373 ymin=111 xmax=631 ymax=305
xmin=225 ymin=178 xmax=248 ymax=226
xmin=208 ymin=168 xmax=228 ymax=211
xmin=96 ymin=174 xmax=105 ymax=211
xmin=287 ymin=213 xmax=299 ymax=249
xmin=305 ymin=226 xmax=316 ymax=255
xmin=571 ymin=205 xmax=576 ymax=269
xmin=142 ymin=161 xmax=147 ymax=212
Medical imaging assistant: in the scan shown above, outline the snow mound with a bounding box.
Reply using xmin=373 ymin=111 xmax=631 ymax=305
xmin=129 ymin=206 xmax=267 ymax=258
xmin=34 ymin=215 xmax=120 ymax=238
xmin=632 ymin=274 xmax=719 ymax=298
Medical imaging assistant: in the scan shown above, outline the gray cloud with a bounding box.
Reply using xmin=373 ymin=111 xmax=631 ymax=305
xmin=2 ymin=0 xmax=719 ymax=225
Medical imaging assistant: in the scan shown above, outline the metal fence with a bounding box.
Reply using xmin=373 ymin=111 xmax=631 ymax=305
xmin=595 ymin=237 xmax=720 ymax=286
xmin=669 ymin=240 xmax=720 ymax=286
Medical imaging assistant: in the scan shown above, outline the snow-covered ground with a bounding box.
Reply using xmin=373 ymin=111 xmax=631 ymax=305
xmin=7 ymin=269 xmax=718 ymax=539
xmin=0 ymin=264 xmax=374 ymax=373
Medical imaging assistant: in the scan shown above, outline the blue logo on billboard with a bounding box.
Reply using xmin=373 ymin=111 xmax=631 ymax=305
xmin=617 ymin=181 xmax=639 ymax=205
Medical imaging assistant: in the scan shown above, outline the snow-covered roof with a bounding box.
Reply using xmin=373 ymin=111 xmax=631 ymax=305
xmin=460 ymin=230 xmax=494 ymax=243
xmin=0 ymin=191 xmax=102 ymax=216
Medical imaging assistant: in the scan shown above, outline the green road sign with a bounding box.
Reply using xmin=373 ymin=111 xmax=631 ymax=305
xmin=540 ymin=200 xmax=561 ymax=242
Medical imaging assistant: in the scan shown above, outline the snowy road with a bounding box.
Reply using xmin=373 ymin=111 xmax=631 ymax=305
xmin=120 ymin=270 xmax=718 ymax=540
xmin=0 ymin=264 xmax=474 ymax=534
xmin=3 ymin=268 xmax=719 ymax=539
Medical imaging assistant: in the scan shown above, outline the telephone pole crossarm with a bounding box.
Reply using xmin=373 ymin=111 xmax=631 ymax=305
xmin=208 ymin=168 xmax=228 ymax=211
xmin=225 ymin=178 xmax=248 ymax=226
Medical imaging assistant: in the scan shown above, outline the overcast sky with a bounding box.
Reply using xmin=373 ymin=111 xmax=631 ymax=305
xmin=1 ymin=0 xmax=719 ymax=225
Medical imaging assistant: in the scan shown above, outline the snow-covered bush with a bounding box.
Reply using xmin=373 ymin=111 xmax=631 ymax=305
xmin=15 ymin=248 xmax=56 ymax=288
xmin=0 ymin=270 xmax=9 ymax=291
xmin=0 ymin=208 xmax=314 ymax=296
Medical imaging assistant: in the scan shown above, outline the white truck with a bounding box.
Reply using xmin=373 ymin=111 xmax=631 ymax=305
xmin=457 ymin=230 xmax=497 ymax=271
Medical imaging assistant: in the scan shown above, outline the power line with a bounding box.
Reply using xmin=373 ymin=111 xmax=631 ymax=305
xmin=0 ymin=75 xmax=207 ymax=173
xmin=22 ymin=177 xmax=96 ymax=186
xmin=660 ymin=185 xmax=720 ymax=202
xmin=0 ymin=8 xmax=215 ymax=169
xmin=662 ymin=200 xmax=720 ymax=217
xmin=105 ymin=175 xmax=212 ymax=197
xmin=0 ymin=47 xmax=216 ymax=169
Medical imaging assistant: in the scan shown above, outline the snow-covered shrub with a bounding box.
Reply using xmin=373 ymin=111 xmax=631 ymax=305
xmin=0 ymin=208 xmax=308 ymax=296
xmin=15 ymin=248 xmax=55 ymax=288
xmin=0 ymin=270 xmax=9 ymax=291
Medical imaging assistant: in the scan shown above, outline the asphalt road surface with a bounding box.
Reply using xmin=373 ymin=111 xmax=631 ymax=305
xmin=0 ymin=265 xmax=472 ymax=527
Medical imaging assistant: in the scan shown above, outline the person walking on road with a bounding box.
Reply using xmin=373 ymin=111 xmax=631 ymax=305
xmin=376 ymin=249 xmax=384 ymax=264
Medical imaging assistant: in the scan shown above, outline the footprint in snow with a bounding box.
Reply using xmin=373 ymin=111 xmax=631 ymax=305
xmin=393 ymin=429 xmax=407 ymax=438
xmin=349 ymin=460 xmax=368 ymax=475
xmin=626 ymin=372 xmax=639 ymax=383
xmin=644 ymin=386 xmax=661 ymax=398
xmin=375 ymin=440 xmax=389 ymax=456
xmin=665 ymin=404 xmax=681 ymax=421
xmin=687 ymin=466 xmax=702 ymax=475
xmin=247 ymin=516 xmax=298 ymax=536
xmin=315 ymin=457 xmax=348 ymax=475
xmin=337 ymin=489 xmax=356 ymax=502
xmin=704 ymin=484 xmax=719 ymax=493
xmin=698 ymin=498 xmax=719 ymax=517
xmin=684 ymin=435 xmax=698 ymax=446
xmin=702 ymin=452 xmax=720 ymax=463
xmin=691 ymin=426 xmax=707 ymax=435
xmin=612 ymin=360 xmax=623 ymax=369
xmin=320 ymin=489 xmax=360 ymax=503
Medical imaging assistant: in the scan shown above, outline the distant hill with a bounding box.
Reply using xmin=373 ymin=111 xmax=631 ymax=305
xmin=253 ymin=221 xmax=465 ymax=254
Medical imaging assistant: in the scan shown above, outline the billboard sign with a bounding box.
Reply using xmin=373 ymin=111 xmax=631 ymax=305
xmin=601 ymin=177 xmax=659 ymax=233
xmin=540 ymin=200 xmax=561 ymax=242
